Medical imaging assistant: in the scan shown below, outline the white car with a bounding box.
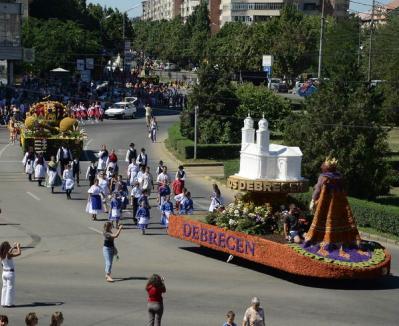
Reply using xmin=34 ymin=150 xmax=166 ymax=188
xmin=104 ymin=100 xmax=137 ymax=119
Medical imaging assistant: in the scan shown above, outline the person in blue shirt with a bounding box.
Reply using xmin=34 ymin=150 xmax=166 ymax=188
xmin=138 ymin=189 xmax=150 ymax=208
xmin=160 ymin=195 xmax=174 ymax=229
xmin=109 ymin=192 xmax=122 ymax=228
xmin=136 ymin=201 xmax=150 ymax=235
xmin=179 ymin=191 xmax=193 ymax=215
xmin=223 ymin=311 xmax=236 ymax=326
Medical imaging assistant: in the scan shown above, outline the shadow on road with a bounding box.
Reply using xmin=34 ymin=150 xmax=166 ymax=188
xmin=180 ymin=246 xmax=399 ymax=290
xmin=113 ymin=276 xmax=148 ymax=282
xmin=14 ymin=301 xmax=64 ymax=308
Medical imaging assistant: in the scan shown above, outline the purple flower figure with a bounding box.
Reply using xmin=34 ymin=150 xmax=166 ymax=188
xmin=255 ymin=215 xmax=262 ymax=223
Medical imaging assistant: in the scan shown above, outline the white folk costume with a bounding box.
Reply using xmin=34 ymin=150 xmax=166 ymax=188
xmin=87 ymin=184 xmax=102 ymax=214
xmin=34 ymin=157 xmax=47 ymax=180
xmin=46 ymin=161 xmax=62 ymax=187
xmin=98 ymin=149 xmax=109 ymax=171
xmin=127 ymin=162 xmax=139 ymax=185
xmin=62 ymin=168 xmax=75 ymax=190
xmin=22 ymin=151 xmax=35 ymax=175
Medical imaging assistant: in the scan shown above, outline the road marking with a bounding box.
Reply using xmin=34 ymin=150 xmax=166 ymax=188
xmin=88 ymin=227 xmax=103 ymax=234
xmin=84 ymin=138 xmax=93 ymax=150
xmin=26 ymin=191 xmax=40 ymax=201
xmin=0 ymin=143 xmax=11 ymax=159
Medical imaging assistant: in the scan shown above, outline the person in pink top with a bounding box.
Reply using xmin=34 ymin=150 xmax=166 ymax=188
xmin=146 ymin=274 xmax=166 ymax=326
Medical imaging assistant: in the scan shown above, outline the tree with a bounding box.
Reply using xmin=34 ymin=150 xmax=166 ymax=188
xmin=372 ymin=15 xmax=399 ymax=125
xmin=22 ymin=18 xmax=101 ymax=73
xmin=283 ymin=80 xmax=391 ymax=199
xmin=235 ymin=83 xmax=291 ymax=132
xmin=269 ymin=5 xmax=319 ymax=85
xmin=181 ymin=64 xmax=240 ymax=143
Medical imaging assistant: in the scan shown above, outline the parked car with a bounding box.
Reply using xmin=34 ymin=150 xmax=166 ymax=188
xmin=164 ymin=62 xmax=179 ymax=71
xmin=268 ymin=78 xmax=288 ymax=93
xmin=104 ymin=100 xmax=137 ymax=119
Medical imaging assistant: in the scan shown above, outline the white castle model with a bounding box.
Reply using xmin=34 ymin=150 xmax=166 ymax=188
xmin=236 ymin=115 xmax=303 ymax=181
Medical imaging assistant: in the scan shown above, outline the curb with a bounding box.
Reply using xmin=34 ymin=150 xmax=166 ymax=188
xmin=162 ymin=141 xmax=224 ymax=167
xmin=359 ymin=231 xmax=399 ymax=247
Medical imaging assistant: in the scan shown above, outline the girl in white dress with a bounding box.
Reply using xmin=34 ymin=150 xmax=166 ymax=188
xmin=34 ymin=153 xmax=47 ymax=187
xmin=97 ymin=145 xmax=108 ymax=172
xmin=127 ymin=161 xmax=139 ymax=186
xmin=22 ymin=147 xmax=35 ymax=181
xmin=62 ymin=164 xmax=74 ymax=199
xmin=209 ymin=184 xmax=223 ymax=212
xmin=87 ymin=179 xmax=102 ymax=220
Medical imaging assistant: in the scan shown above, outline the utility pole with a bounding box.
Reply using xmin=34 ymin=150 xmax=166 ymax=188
xmin=368 ymin=0 xmax=376 ymax=82
xmin=317 ymin=0 xmax=325 ymax=80
xmin=358 ymin=22 xmax=361 ymax=66
xmin=194 ymin=106 xmax=198 ymax=160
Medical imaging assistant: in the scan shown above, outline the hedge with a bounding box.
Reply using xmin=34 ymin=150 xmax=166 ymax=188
xmin=167 ymin=122 xmax=241 ymax=160
xmin=291 ymin=192 xmax=399 ymax=237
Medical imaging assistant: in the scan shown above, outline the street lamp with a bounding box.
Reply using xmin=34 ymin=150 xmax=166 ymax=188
xmin=122 ymin=3 xmax=142 ymax=68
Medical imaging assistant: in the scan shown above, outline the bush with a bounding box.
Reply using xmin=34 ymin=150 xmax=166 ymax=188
xmin=291 ymin=192 xmax=399 ymax=237
xmin=167 ymin=122 xmax=240 ymax=160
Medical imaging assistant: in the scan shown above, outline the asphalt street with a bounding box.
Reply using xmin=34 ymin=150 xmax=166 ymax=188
xmin=0 ymin=109 xmax=398 ymax=325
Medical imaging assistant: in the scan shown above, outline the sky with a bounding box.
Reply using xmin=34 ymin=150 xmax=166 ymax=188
xmin=87 ymin=0 xmax=394 ymax=18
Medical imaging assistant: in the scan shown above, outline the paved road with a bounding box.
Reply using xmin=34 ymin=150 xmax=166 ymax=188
xmin=0 ymin=111 xmax=398 ymax=325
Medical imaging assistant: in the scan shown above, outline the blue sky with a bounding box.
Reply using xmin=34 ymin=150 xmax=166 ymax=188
xmin=88 ymin=0 xmax=393 ymax=18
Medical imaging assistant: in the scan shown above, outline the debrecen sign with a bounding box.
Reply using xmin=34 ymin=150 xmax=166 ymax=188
xmin=182 ymin=223 xmax=255 ymax=256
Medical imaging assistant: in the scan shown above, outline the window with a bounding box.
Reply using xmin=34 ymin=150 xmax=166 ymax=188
xmin=231 ymin=3 xmax=283 ymax=11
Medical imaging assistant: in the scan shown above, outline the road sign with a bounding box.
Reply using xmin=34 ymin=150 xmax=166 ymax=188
xmin=85 ymin=58 xmax=94 ymax=70
xmin=76 ymin=59 xmax=85 ymax=71
xmin=262 ymin=55 xmax=273 ymax=67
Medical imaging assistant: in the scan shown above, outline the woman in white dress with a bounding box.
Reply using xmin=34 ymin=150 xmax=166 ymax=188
xmin=141 ymin=166 xmax=154 ymax=197
xmin=62 ymin=163 xmax=74 ymax=199
xmin=98 ymin=172 xmax=110 ymax=213
xmin=0 ymin=241 xmax=21 ymax=307
xmin=127 ymin=161 xmax=139 ymax=186
xmin=97 ymin=145 xmax=108 ymax=172
xmin=209 ymin=183 xmax=223 ymax=212
xmin=46 ymin=156 xmax=62 ymax=193
xmin=22 ymin=147 xmax=35 ymax=181
xmin=87 ymin=179 xmax=102 ymax=221
xmin=34 ymin=153 xmax=47 ymax=187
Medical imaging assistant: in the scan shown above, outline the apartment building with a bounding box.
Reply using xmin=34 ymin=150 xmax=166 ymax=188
xmin=220 ymin=0 xmax=349 ymax=26
xmin=142 ymin=0 xmax=349 ymax=30
xmin=142 ymin=0 xmax=182 ymax=20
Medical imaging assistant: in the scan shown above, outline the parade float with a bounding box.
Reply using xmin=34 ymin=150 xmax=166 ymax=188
xmin=168 ymin=115 xmax=391 ymax=279
xmin=20 ymin=101 xmax=86 ymax=158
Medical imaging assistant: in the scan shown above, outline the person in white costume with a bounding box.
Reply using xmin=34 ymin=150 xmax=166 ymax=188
xmin=0 ymin=241 xmax=21 ymax=307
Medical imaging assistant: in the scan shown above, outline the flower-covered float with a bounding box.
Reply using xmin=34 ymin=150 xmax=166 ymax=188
xmin=168 ymin=115 xmax=391 ymax=279
xmin=20 ymin=101 xmax=86 ymax=158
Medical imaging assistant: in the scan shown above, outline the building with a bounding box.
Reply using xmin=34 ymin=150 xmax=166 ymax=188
xmin=181 ymin=0 xmax=201 ymax=20
xmin=237 ymin=115 xmax=303 ymax=181
xmin=142 ymin=0 xmax=183 ymax=20
xmin=220 ymin=0 xmax=349 ymax=26
xmin=0 ymin=0 xmax=30 ymax=84
xmin=358 ymin=0 xmax=399 ymax=26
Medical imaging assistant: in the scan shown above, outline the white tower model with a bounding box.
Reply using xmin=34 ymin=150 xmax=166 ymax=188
xmin=241 ymin=114 xmax=255 ymax=151
xmin=237 ymin=115 xmax=303 ymax=181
